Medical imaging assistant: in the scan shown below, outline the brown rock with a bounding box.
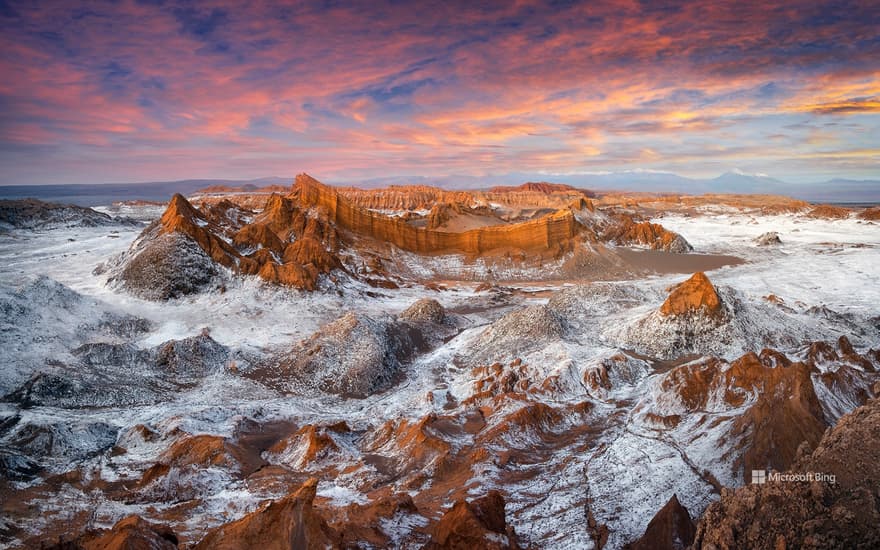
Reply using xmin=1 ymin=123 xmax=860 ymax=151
xmin=291 ymin=173 xmax=580 ymax=256
xmin=729 ymin=358 xmax=826 ymax=476
xmin=693 ymin=398 xmax=880 ymax=549
xmin=159 ymin=194 xmax=240 ymax=267
xmin=194 ymin=478 xmax=339 ymax=550
xmin=624 ymin=494 xmax=696 ymax=550
xmin=423 ymin=490 xmax=519 ymax=549
xmin=48 ymin=515 xmax=177 ymax=550
xmin=656 ymin=349 xmax=832 ymax=477
xmin=806 ymin=204 xmax=852 ymax=219
xmin=232 ymin=223 xmax=286 ymax=255
xmin=857 ymin=206 xmax=880 ymax=221
xmin=139 ymin=434 xmax=265 ymax=487
xmin=603 ymin=214 xmax=692 ymax=252
xmin=265 ymin=425 xmax=340 ymax=469
xmin=281 ymin=237 xmax=340 ymax=273
xmin=659 ymin=272 xmax=722 ymax=317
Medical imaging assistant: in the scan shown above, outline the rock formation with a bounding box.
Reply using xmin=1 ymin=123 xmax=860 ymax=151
xmin=619 ymin=272 xmax=738 ymax=358
xmin=47 ymin=515 xmax=178 ymax=550
xmin=291 ymin=173 xmax=580 ymax=256
xmin=602 ymin=215 xmax=692 ymax=252
xmin=107 ymin=174 xmax=706 ymax=297
xmin=399 ymin=298 xmax=447 ymax=324
xmin=4 ymin=332 xmax=230 ymax=408
xmin=649 ymin=340 xmax=879 ymax=482
xmin=194 ymin=478 xmax=340 ymax=549
xmin=806 ymin=204 xmax=852 ymax=219
xmin=857 ymin=206 xmax=880 ymax=221
xmin=112 ymin=189 xmax=343 ymax=295
xmin=754 ymin=231 xmax=782 ymax=246
xmin=659 ymin=272 xmax=723 ymax=317
xmin=466 ymin=304 xmax=566 ymax=366
xmin=693 ymin=397 xmax=880 ymax=549
xmin=624 ymin=494 xmax=696 ymax=550
xmin=251 ymin=311 xmax=429 ymax=397
xmin=423 ymin=490 xmax=519 ymax=549
xmin=338 ymin=185 xmax=476 ymax=211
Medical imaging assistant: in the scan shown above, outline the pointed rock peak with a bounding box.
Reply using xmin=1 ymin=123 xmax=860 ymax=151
xmin=569 ymin=196 xmax=595 ymax=212
xmin=294 ymin=476 xmax=319 ymax=501
xmin=660 ymin=272 xmax=722 ymax=317
xmin=291 ymin=173 xmax=340 ymax=209
xmin=293 ymin=173 xmax=328 ymax=191
xmin=625 ymin=493 xmax=696 ymax=550
xmin=193 ymin=476 xmax=338 ymax=550
xmin=261 ymin=192 xmax=294 ymax=218
xmin=161 ymin=193 xmax=203 ymax=225
xmin=167 ymin=192 xmax=197 ymax=213
xmin=426 ymin=490 xmax=518 ymax=549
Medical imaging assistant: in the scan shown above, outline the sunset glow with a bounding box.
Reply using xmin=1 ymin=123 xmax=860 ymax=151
xmin=1 ymin=0 xmax=878 ymax=184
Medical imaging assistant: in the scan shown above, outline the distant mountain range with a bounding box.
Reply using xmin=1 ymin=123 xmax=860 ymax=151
xmin=0 ymin=172 xmax=877 ymax=206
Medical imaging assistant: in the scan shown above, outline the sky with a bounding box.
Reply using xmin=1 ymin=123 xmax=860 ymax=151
xmin=0 ymin=0 xmax=878 ymax=186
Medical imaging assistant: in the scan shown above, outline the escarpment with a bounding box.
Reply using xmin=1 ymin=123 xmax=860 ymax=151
xmin=338 ymin=185 xmax=476 ymax=211
xmin=110 ymin=173 xmax=700 ymax=296
xmin=290 ymin=173 xmax=581 ymax=256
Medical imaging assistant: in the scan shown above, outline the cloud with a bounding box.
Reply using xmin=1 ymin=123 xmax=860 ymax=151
xmin=806 ymin=96 xmax=880 ymax=115
xmin=0 ymin=0 xmax=878 ymax=184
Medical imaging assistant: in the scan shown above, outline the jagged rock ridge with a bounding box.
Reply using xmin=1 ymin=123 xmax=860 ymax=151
xmin=108 ymin=173 xmax=694 ymax=298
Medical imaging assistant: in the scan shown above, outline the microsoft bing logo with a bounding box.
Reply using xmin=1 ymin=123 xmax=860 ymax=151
xmin=750 ymin=470 xmax=836 ymax=484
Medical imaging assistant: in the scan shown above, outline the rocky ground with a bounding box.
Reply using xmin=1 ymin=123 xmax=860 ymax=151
xmin=0 ymin=183 xmax=878 ymax=549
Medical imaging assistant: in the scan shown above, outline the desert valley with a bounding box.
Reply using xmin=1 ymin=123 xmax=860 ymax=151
xmin=1 ymin=175 xmax=879 ymax=549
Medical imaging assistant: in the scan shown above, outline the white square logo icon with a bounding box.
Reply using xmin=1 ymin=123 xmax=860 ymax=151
xmin=752 ymin=470 xmax=766 ymax=484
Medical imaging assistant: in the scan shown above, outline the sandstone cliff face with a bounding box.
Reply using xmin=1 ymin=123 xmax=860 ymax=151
xmin=483 ymin=181 xmax=595 ymax=211
xmin=291 ymin=173 xmax=580 ymax=256
xmin=337 ymin=181 xmax=594 ymax=213
xmin=339 ymin=185 xmax=476 ymax=211
xmin=692 ymin=397 xmax=880 ymax=550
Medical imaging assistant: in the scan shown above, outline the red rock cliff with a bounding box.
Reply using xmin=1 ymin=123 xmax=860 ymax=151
xmin=290 ymin=174 xmax=581 ymax=256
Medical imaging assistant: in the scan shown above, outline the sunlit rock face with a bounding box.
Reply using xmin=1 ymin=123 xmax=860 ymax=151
xmin=108 ymin=174 xmax=702 ymax=298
